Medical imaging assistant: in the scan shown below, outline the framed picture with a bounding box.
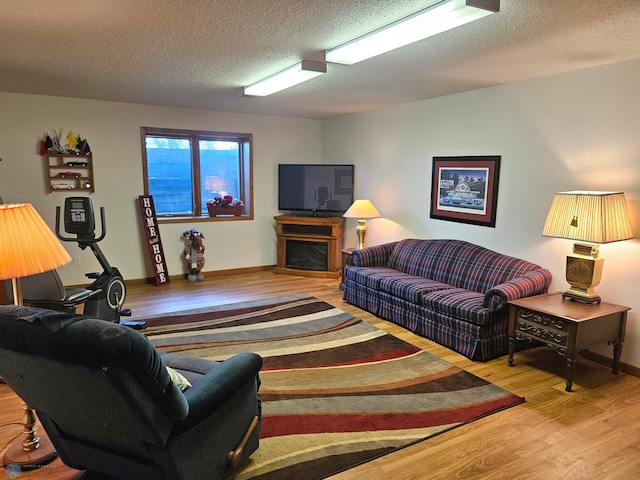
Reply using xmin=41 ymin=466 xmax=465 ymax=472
xmin=429 ymin=155 xmax=501 ymax=227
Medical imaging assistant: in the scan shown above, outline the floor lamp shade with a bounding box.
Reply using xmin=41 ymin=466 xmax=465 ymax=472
xmin=542 ymin=191 xmax=634 ymax=304
xmin=0 ymin=203 xmax=72 ymax=282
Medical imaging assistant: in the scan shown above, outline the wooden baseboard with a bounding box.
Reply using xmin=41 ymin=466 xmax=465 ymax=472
xmin=582 ymin=350 xmax=640 ymax=378
xmin=125 ymin=265 xmax=276 ymax=286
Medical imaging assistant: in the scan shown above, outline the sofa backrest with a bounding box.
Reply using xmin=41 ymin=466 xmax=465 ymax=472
xmin=387 ymin=239 xmax=544 ymax=293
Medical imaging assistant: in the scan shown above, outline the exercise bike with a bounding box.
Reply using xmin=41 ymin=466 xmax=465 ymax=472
xmin=56 ymin=197 xmax=145 ymax=329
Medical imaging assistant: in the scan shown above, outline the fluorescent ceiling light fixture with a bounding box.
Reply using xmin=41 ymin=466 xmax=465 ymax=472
xmin=244 ymin=60 xmax=327 ymax=96
xmin=325 ymin=0 xmax=500 ymax=65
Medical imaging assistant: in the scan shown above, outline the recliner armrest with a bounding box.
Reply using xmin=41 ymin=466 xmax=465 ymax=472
xmin=178 ymin=352 xmax=262 ymax=430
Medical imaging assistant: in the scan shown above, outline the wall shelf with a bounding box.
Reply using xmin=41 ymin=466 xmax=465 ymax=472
xmin=44 ymin=151 xmax=94 ymax=193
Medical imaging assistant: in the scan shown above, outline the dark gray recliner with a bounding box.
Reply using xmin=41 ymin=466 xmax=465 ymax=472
xmin=0 ymin=305 xmax=262 ymax=480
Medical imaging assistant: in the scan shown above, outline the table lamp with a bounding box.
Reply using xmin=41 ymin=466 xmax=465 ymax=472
xmin=542 ymin=191 xmax=634 ymax=305
xmin=343 ymin=199 xmax=381 ymax=249
xmin=0 ymin=202 xmax=72 ymax=466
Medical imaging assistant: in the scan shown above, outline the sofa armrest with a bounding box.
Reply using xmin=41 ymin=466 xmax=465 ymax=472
xmin=483 ymin=268 xmax=553 ymax=310
xmin=179 ymin=352 xmax=262 ymax=430
xmin=352 ymin=242 xmax=397 ymax=267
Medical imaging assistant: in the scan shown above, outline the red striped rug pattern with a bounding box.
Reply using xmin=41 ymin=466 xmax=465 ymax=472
xmin=141 ymin=294 xmax=524 ymax=480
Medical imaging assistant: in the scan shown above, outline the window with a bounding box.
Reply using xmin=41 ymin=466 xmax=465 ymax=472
xmin=141 ymin=127 xmax=252 ymax=220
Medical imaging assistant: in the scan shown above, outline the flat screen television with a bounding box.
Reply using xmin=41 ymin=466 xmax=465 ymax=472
xmin=278 ymin=164 xmax=354 ymax=215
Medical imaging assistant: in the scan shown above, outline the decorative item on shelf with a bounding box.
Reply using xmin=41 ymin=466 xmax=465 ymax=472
xmin=542 ymin=191 xmax=634 ymax=305
xmin=182 ymin=229 xmax=205 ymax=282
xmin=343 ymin=199 xmax=381 ymax=249
xmin=0 ymin=202 xmax=72 ymax=467
xmin=206 ymin=195 xmax=244 ymax=217
xmin=38 ymin=129 xmax=91 ymax=155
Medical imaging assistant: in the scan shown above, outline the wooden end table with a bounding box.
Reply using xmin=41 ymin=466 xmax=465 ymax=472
xmin=339 ymin=248 xmax=355 ymax=291
xmin=508 ymin=292 xmax=630 ymax=392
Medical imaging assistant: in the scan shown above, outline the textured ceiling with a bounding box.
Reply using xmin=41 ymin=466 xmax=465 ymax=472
xmin=1 ymin=0 xmax=639 ymax=119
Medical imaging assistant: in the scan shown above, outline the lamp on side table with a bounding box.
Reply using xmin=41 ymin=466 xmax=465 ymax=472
xmin=343 ymin=199 xmax=381 ymax=250
xmin=542 ymin=191 xmax=634 ymax=305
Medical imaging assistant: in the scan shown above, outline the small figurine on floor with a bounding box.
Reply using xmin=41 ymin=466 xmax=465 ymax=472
xmin=183 ymin=229 xmax=205 ymax=282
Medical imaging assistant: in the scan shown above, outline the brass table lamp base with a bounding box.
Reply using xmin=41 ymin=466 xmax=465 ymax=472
xmin=355 ymin=219 xmax=368 ymax=249
xmin=562 ymin=289 xmax=601 ymax=305
xmin=562 ymin=243 xmax=604 ymax=306
xmin=2 ymin=403 xmax=57 ymax=468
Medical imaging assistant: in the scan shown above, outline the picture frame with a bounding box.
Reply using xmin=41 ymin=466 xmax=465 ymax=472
xmin=429 ymin=155 xmax=501 ymax=228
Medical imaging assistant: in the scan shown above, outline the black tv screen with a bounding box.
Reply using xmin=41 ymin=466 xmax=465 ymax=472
xmin=278 ymin=164 xmax=354 ymax=214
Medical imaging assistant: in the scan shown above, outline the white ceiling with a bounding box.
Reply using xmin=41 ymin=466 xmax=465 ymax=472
xmin=1 ymin=0 xmax=639 ymax=119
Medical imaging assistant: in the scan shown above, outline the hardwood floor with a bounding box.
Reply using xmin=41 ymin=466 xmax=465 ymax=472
xmin=2 ymin=270 xmax=640 ymax=479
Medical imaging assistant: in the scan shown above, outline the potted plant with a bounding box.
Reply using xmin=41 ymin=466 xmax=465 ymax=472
xmin=206 ymin=196 xmax=244 ymax=216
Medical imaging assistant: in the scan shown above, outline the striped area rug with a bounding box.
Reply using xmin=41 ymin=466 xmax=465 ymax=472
xmin=141 ymin=294 xmax=524 ymax=480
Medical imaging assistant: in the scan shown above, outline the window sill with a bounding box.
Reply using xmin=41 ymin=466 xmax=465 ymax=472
xmin=158 ymin=214 xmax=253 ymax=224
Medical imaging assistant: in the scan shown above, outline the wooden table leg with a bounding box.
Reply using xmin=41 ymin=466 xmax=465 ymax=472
xmin=508 ymin=336 xmax=515 ymax=367
xmin=612 ymin=312 xmax=627 ymax=375
xmin=507 ymin=307 xmax=516 ymax=367
xmin=565 ymin=356 xmax=576 ymax=392
xmin=612 ymin=339 xmax=622 ymax=375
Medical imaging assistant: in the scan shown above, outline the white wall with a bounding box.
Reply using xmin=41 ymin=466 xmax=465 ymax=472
xmin=0 ymin=94 xmax=322 ymax=285
xmin=323 ymin=58 xmax=640 ymax=367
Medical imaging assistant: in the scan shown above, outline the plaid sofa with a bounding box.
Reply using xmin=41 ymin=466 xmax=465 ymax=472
xmin=343 ymin=239 xmax=552 ymax=361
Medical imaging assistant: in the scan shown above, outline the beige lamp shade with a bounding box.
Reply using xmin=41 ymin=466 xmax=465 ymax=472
xmin=0 ymin=202 xmax=71 ymax=281
xmin=542 ymin=191 xmax=633 ymax=244
xmin=541 ymin=191 xmax=634 ymax=305
xmin=343 ymin=199 xmax=381 ymax=219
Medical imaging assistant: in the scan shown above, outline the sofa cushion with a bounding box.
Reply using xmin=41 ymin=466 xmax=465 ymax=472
xmin=388 ymin=239 xmax=542 ymax=294
xmin=387 ymin=239 xmax=448 ymax=277
xmin=378 ymin=274 xmax=453 ymax=305
xmin=421 ymin=288 xmax=492 ymax=325
xmin=344 ymin=266 xmax=403 ymax=289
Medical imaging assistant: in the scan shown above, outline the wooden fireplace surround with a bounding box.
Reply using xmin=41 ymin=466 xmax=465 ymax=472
xmin=274 ymin=215 xmax=344 ymax=278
